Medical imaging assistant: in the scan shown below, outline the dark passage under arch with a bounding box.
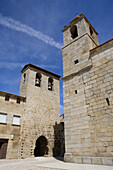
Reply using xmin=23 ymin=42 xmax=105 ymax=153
xmin=34 ymin=136 xmax=48 ymax=157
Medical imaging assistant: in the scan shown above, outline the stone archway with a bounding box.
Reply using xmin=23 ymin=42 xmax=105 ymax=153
xmin=34 ymin=136 xmax=48 ymax=157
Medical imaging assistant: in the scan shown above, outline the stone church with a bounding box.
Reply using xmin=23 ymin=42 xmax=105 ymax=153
xmin=62 ymin=13 xmax=113 ymax=165
xmin=0 ymin=13 xmax=113 ymax=166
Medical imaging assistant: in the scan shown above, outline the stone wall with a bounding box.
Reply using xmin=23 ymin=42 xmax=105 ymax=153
xmin=85 ymin=41 xmax=113 ymax=158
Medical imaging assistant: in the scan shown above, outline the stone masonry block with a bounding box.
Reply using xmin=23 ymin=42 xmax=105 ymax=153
xmin=92 ymin=157 xmax=102 ymax=165
xmin=73 ymin=157 xmax=83 ymax=164
xmin=102 ymin=158 xmax=113 ymax=165
xmin=64 ymin=153 xmax=73 ymax=163
xmin=83 ymin=157 xmax=92 ymax=164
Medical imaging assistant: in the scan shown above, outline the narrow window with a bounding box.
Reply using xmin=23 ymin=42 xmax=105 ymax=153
xmin=70 ymin=25 xmax=78 ymax=39
xmin=74 ymin=59 xmax=79 ymax=64
xmin=106 ymin=98 xmax=110 ymax=106
xmin=89 ymin=27 xmax=93 ymax=36
xmin=5 ymin=95 xmax=10 ymax=101
xmin=23 ymin=73 xmax=26 ymax=82
xmin=35 ymin=73 xmax=42 ymax=87
xmin=0 ymin=113 xmax=7 ymax=123
xmin=48 ymin=77 xmax=53 ymax=91
xmin=13 ymin=116 xmax=20 ymax=125
xmin=75 ymin=90 xmax=77 ymax=94
xmin=17 ymin=98 xmax=21 ymax=104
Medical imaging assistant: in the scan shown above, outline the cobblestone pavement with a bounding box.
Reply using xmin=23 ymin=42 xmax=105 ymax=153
xmin=0 ymin=157 xmax=113 ymax=170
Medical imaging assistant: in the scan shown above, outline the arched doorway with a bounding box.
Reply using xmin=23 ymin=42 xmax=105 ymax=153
xmin=34 ymin=136 xmax=48 ymax=157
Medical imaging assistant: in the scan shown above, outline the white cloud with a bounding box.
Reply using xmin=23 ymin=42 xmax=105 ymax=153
xmin=0 ymin=13 xmax=62 ymax=49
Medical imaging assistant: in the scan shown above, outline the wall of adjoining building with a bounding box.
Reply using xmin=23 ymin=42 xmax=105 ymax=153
xmin=0 ymin=92 xmax=25 ymax=159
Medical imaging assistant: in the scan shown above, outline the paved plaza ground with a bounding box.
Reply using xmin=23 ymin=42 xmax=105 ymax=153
xmin=0 ymin=157 xmax=113 ymax=170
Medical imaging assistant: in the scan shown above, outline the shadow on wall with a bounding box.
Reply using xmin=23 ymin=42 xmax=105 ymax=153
xmin=53 ymin=122 xmax=65 ymax=158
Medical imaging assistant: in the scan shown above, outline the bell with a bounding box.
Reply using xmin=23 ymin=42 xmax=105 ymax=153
xmin=35 ymin=79 xmax=40 ymax=85
xmin=36 ymin=81 xmax=39 ymax=84
xmin=48 ymin=86 xmax=51 ymax=89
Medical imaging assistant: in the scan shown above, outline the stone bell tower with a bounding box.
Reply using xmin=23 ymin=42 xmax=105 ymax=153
xmin=19 ymin=63 xmax=61 ymax=158
xmin=62 ymin=14 xmax=99 ymax=162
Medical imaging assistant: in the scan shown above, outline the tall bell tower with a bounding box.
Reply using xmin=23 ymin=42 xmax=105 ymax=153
xmin=62 ymin=14 xmax=99 ymax=162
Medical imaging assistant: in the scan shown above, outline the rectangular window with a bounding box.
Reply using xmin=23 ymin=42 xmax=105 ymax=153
xmin=0 ymin=113 xmax=7 ymax=123
xmin=13 ymin=116 xmax=20 ymax=125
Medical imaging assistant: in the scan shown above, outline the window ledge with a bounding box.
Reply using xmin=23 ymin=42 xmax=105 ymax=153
xmin=0 ymin=122 xmax=7 ymax=125
xmin=12 ymin=124 xmax=21 ymax=127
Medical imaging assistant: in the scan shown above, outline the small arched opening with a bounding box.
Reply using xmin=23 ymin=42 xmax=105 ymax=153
xmin=48 ymin=77 xmax=53 ymax=91
xmin=34 ymin=136 xmax=48 ymax=157
xmin=35 ymin=72 xmax=42 ymax=87
xmin=70 ymin=25 xmax=78 ymax=39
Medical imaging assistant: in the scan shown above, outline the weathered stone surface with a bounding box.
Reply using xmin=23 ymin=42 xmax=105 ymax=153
xmin=64 ymin=153 xmax=73 ymax=162
xmin=83 ymin=157 xmax=92 ymax=164
xmin=92 ymin=157 xmax=102 ymax=165
xmin=73 ymin=157 xmax=83 ymax=164
xmin=102 ymin=158 xmax=113 ymax=165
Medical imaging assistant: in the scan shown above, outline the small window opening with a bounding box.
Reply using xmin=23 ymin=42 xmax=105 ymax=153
xmin=106 ymin=98 xmax=110 ymax=106
xmin=13 ymin=115 xmax=20 ymax=125
xmin=0 ymin=113 xmax=7 ymax=123
xmin=74 ymin=59 xmax=79 ymax=64
xmin=89 ymin=27 xmax=93 ymax=36
xmin=35 ymin=73 xmax=42 ymax=87
xmin=17 ymin=98 xmax=20 ymax=104
xmin=48 ymin=77 xmax=53 ymax=91
xmin=23 ymin=73 xmax=26 ymax=82
xmin=75 ymin=90 xmax=77 ymax=94
xmin=70 ymin=25 xmax=78 ymax=39
xmin=5 ymin=95 xmax=10 ymax=101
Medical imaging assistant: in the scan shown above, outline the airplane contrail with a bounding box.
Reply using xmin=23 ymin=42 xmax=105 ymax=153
xmin=0 ymin=13 xmax=62 ymax=49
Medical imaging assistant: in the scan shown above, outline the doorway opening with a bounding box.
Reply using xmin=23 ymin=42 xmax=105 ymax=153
xmin=0 ymin=139 xmax=8 ymax=159
xmin=34 ymin=136 xmax=48 ymax=157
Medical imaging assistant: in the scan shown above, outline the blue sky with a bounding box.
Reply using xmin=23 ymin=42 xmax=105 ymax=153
xmin=0 ymin=0 xmax=113 ymax=115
